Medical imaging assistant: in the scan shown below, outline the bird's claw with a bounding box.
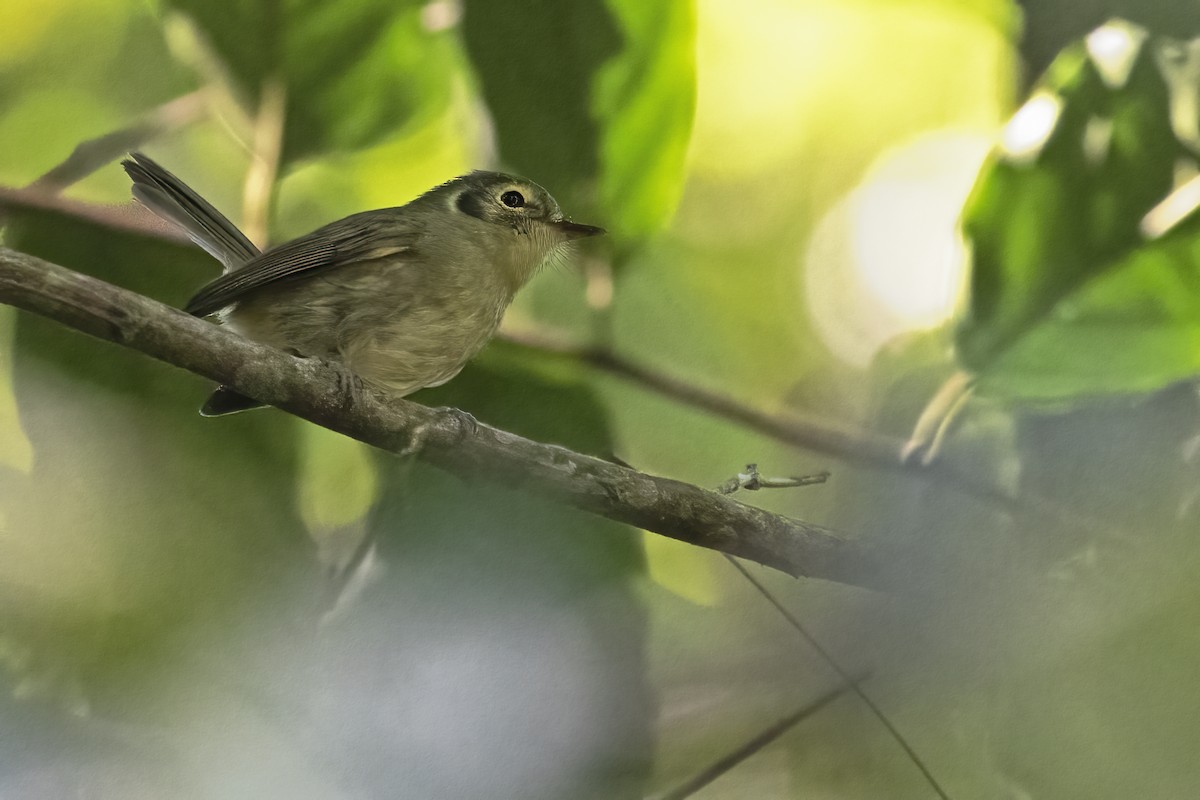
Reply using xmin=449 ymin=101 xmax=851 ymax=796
xmin=399 ymin=406 xmax=478 ymax=459
xmin=438 ymin=406 xmax=479 ymax=439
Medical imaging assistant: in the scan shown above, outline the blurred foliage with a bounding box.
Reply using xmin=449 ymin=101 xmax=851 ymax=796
xmin=4 ymin=0 xmax=1200 ymax=798
xmin=462 ymin=0 xmax=695 ymax=240
xmin=1015 ymin=0 xmax=1200 ymax=82
xmin=959 ymin=20 xmax=1200 ymax=401
xmin=2 ymin=205 xmax=316 ymax=701
xmin=161 ymin=0 xmax=461 ymax=164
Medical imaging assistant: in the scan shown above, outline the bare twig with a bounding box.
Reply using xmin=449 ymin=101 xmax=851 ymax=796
xmin=499 ymin=326 xmax=909 ymax=470
xmin=709 ymin=464 xmax=951 ymax=799
xmin=28 ymin=91 xmax=208 ymax=194
xmin=496 ymin=328 xmax=1129 ymax=546
xmin=0 ymin=247 xmax=883 ymax=588
xmin=650 ymin=674 xmax=867 ymax=800
xmin=716 ymin=464 xmax=830 ymax=495
xmin=0 ymin=187 xmax=189 ymax=242
xmin=727 ymin=557 xmax=952 ymax=800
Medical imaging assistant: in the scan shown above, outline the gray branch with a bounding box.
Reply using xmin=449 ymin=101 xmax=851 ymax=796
xmin=0 ymin=246 xmax=884 ymax=588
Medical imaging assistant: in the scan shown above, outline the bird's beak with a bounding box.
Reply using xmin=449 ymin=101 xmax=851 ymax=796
xmin=551 ymin=219 xmax=606 ymax=239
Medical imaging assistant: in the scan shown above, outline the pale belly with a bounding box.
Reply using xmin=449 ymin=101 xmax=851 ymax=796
xmin=338 ymin=301 xmax=507 ymax=395
xmin=225 ymin=258 xmax=512 ymax=397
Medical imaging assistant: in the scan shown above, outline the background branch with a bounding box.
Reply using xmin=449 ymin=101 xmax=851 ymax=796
xmin=27 ymin=91 xmax=208 ymax=194
xmin=0 ymin=187 xmax=1116 ymax=544
xmin=0 ymin=246 xmax=884 ymax=589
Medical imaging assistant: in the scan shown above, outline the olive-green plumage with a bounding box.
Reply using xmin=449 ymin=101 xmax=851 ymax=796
xmin=123 ymin=153 xmax=602 ymax=415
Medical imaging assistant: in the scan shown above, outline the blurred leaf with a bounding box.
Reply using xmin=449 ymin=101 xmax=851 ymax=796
xmin=461 ymin=0 xmax=695 ymax=239
xmin=1015 ymin=0 xmax=1200 ymax=83
xmin=957 ymin=22 xmax=1200 ymax=401
xmin=160 ymin=0 xmax=459 ymax=163
xmin=0 ymin=1 xmax=191 ymax=188
xmin=302 ymin=354 xmax=651 ymax=799
xmin=1 ymin=203 xmax=314 ymax=699
xmin=0 ymin=306 xmax=32 ymax=473
xmin=460 ymin=0 xmax=618 ymax=203
xmin=296 ymin=423 xmax=377 ymax=532
xmin=594 ymin=0 xmax=696 ymax=239
xmin=643 ymin=533 xmax=718 ymax=606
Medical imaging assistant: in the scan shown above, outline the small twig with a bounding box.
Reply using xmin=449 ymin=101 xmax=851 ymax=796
xmin=27 ymin=92 xmax=208 ymax=194
xmin=0 ymin=186 xmax=188 ymax=241
xmin=716 ymin=464 xmax=830 ymax=495
xmin=726 ymin=557 xmax=953 ymax=800
xmin=650 ymin=674 xmax=867 ymax=800
xmin=710 ymin=470 xmax=952 ymax=798
xmin=900 ymin=371 xmax=975 ymax=466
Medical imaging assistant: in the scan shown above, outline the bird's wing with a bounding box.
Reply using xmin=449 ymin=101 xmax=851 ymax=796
xmin=123 ymin=152 xmax=262 ymax=270
xmin=185 ymin=211 xmax=422 ymax=317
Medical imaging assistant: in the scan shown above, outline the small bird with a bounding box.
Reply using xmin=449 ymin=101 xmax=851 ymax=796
xmin=123 ymin=153 xmax=603 ymax=415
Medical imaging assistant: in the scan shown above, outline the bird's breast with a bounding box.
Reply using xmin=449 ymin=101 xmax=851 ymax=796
xmin=336 ymin=271 xmax=513 ymax=395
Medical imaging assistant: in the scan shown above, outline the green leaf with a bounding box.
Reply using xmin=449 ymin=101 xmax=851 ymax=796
xmin=461 ymin=0 xmax=695 ymax=240
xmin=321 ymin=354 xmax=651 ymax=798
xmin=957 ymin=21 xmax=1200 ymax=402
xmin=977 ymin=224 xmax=1200 ymax=399
xmin=161 ymin=0 xmax=459 ymax=163
xmin=594 ymin=0 xmax=696 ymax=239
xmin=1 ymin=205 xmax=311 ymax=690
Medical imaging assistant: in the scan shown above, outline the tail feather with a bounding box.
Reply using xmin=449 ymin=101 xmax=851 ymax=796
xmin=200 ymin=387 xmax=268 ymax=416
xmin=123 ymin=152 xmax=261 ymax=272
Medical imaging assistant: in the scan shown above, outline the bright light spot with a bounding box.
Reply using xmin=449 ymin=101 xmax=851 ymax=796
xmin=584 ymin=258 xmax=614 ymax=310
xmin=690 ymin=0 xmax=1011 ymax=180
xmin=1157 ymin=38 xmax=1200 ymax=149
xmin=1141 ymin=170 xmax=1200 ymax=239
xmin=852 ymin=182 xmax=966 ymax=321
xmin=421 ymin=0 xmax=461 ymax=32
xmin=1000 ymin=92 xmax=1062 ymax=163
xmin=643 ymin=533 xmax=717 ymax=607
xmin=1082 ymin=117 xmax=1113 ymax=165
xmin=691 ymin=0 xmax=850 ymax=178
xmin=1086 ymin=20 xmax=1146 ymax=88
xmin=805 ymin=132 xmax=989 ymax=366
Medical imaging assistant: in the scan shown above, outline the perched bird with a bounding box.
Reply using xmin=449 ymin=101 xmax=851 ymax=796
xmin=123 ymin=153 xmax=603 ymax=415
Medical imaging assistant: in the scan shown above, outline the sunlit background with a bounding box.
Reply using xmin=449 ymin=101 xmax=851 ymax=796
xmin=4 ymin=0 xmax=1200 ymax=798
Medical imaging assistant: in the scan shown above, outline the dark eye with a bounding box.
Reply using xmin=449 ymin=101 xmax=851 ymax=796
xmin=500 ymin=190 xmax=525 ymax=208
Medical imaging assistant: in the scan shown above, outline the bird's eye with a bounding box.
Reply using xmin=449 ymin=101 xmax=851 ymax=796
xmin=500 ymin=190 xmax=525 ymax=208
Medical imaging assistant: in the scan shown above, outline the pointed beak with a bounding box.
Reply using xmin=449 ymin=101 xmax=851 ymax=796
xmin=551 ymin=219 xmax=606 ymax=239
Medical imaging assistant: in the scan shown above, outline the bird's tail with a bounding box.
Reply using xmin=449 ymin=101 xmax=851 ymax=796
xmin=122 ymin=152 xmax=261 ymax=274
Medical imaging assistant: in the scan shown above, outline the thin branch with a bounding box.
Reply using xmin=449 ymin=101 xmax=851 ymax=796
xmin=499 ymin=328 xmax=999 ymax=497
xmin=716 ymin=464 xmax=830 ymax=495
xmin=0 ymin=187 xmax=189 ymax=242
xmin=28 ymin=92 xmax=208 ymax=194
xmin=650 ymin=674 xmax=867 ymax=800
xmin=0 ymin=247 xmax=884 ymax=589
xmin=727 ymin=557 xmax=952 ymax=800
xmin=497 ymin=328 xmax=1125 ymax=544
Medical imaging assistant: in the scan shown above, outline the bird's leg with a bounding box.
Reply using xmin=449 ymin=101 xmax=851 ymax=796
xmin=399 ymin=406 xmax=479 ymax=458
xmin=292 ymin=350 xmax=369 ymax=405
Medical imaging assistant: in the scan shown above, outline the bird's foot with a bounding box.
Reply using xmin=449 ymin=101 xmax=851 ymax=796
xmin=399 ymin=406 xmax=479 ymax=458
xmin=296 ymin=352 xmax=366 ymax=404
